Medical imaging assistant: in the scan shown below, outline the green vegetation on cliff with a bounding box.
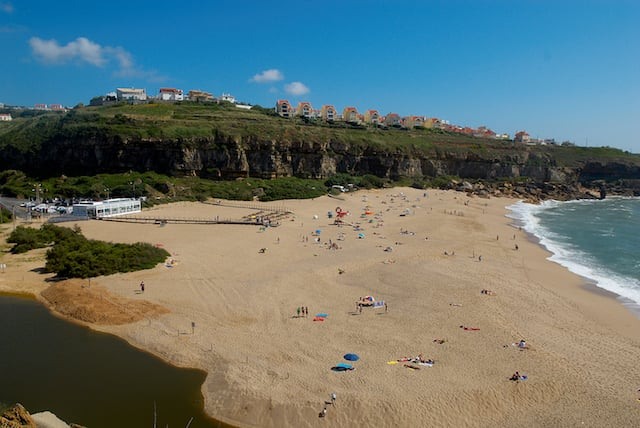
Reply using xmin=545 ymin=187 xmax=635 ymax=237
xmin=7 ymin=224 xmax=170 ymax=278
xmin=0 ymin=102 xmax=638 ymax=196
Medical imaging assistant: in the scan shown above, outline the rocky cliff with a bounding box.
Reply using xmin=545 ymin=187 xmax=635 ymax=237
xmin=1 ymin=120 xmax=639 ymax=199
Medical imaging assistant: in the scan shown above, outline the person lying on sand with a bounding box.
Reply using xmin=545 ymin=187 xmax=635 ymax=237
xmin=460 ymin=325 xmax=480 ymax=331
xmin=433 ymin=338 xmax=446 ymax=344
xmin=480 ymin=289 xmax=495 ymax=295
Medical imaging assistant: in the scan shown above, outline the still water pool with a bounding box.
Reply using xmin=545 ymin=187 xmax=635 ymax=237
xmin=0 ymin=293 xmax=232 ymax=428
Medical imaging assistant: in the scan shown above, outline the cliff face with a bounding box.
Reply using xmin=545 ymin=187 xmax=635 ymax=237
xmin=3 ymin=133 xmax=639 ymax=191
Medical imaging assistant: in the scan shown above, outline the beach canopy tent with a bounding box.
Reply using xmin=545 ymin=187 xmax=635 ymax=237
xmin=344 ymin=353 xmax=360 ymax=361
xmin=315 ymin=313 xmax=328 ymax=318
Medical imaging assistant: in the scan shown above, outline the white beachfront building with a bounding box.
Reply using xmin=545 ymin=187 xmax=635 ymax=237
xmin=72 ymin=198 xmax=141 ymax=219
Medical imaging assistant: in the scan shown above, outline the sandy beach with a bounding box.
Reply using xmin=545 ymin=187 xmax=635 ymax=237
xmin=2 ymin=188 xmax=639 ymax=427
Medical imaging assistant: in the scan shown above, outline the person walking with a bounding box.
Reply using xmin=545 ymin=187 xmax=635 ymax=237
xmin=140 ymin=281 xmax=145 ymax=293
xmin=331 ymin=392 xmax=337 ymax=405
xmin=297 ymin=307 xmax=301 ymax=317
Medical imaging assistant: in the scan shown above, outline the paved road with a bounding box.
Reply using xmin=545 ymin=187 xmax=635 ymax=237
xmin=0 ymin=196 xmax=36 ymax=220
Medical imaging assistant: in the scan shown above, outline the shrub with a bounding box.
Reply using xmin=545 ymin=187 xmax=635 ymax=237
xmin=7 ymin=224 xmax=169 ymax=278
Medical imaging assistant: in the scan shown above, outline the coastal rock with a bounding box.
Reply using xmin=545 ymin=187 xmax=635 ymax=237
xmin=1 ymin=123 xmax=639 ymax=199
xmin=0 ymin=403 xmax=36 ymax=428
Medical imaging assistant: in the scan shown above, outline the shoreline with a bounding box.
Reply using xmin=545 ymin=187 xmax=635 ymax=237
xmin=507 ymin=200 xmax=640 ymax=328
xmin=2 ymin=189 xmax=640 ymax=427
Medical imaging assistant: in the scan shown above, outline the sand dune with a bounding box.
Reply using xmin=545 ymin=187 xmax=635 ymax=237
xmin=2 ymin=189 xmax=639 ymax=427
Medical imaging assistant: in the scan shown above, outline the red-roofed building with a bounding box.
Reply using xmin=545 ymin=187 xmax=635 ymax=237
xmin=403 ymin=116 xmax=424 ymax=128
xmin=514 ymin=130 xmax=530 ymax=143
xmin=364 ymin=109 xmax=380 ymax=125
xmin=296 ymin=101 xmax=313 ymax=118
xmin=384 ymin=113 xmax=402 ymax=127
xmin=342 ymin=106 xmax=360 ymax=123
xmin=159 ymin=88 xmax=184 ymax=101
xmin=276 ymin=99 xmax=293 ymax=118
xmin=321 ymin=105 xmax=337 ymax=122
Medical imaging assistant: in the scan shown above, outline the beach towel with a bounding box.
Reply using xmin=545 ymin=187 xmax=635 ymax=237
xmin=315 ymin=313 xmax=328 ymax=318
xmin=313 ymin=317 xmax=325 ymax=322
xmin=386 ymin=361 xmax=398 ymax=365
xmin=463 ymin=327 xmax=480 ymax=331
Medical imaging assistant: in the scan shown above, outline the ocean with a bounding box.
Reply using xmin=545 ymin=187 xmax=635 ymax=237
xmin=507 ymin=197 xmax=640 ymax=309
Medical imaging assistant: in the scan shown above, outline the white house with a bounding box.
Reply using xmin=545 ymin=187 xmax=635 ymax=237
xmin=158 ymin=88 xmax=184 ymax=101
xmin=0 ymin=114 xmax=12 ymax=121
xmin=72 ymin=198 xmax=141 ymax=219
xmin=220 ymin=93 xmax=236 ymax=103
xmin=116 ymin=88 xmax=147 ymax=101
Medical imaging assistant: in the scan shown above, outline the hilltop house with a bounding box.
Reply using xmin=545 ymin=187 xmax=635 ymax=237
xmin=158 ymin=88 xmax=184 ymax=101
xmin=187 ymin=90 xmax=214 ymax=102
xmin=221 ymin=93 xmax=236 ymax=103
xmin=321 ymin=105 xmax=337 ymax=121
xmin=384 ymin=113 xmax=402 ymax=127
xmin=276 ymin=100 xmax=293 ymax=118
xmin=296 ymin=101 xmax=314 ymax=118
xmin=514 ymin=130 xmax=530 ymax=143
xmin=363 ymin=109 xmax=380 ymax=125
xmin=116 ymin=88 xmax=147 ymax=101
xmin=403 ymin=116 xmax=424 ymax=128
xmin=0 ymin=113 xmax=12 ymax=121
xmin=342 ymin=107 xmax=360 ymax=123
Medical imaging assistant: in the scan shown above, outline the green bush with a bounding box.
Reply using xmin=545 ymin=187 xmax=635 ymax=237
xmin=7 ymin=224 xmax=169 ymax=278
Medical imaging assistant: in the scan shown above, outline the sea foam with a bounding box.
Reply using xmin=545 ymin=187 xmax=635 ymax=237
xmin=507 ymin=200 xmax=640 ymax=306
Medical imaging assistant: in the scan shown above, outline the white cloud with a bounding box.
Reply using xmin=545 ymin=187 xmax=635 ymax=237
xmin=30 ymin=36 xmax=107 ymax=66
xmin=284 ymin=81 xmax=310 ymax=96
xmin=250 ymin=69 xmax=284 ymax=83
xmin=0 ymin=2 xmax=14 ymax=13
xmin=29 ymin=36 xmax=166 ymax=82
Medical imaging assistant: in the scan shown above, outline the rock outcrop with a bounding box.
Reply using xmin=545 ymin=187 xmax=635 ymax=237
xmin=1 ymin=129 xmax=639 ymax=199
xmin=0 ymin=403 xmax=36 ymax=428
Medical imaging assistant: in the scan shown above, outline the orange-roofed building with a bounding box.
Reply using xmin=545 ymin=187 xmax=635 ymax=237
xmin=384 ymin=113 xmax=402 ymax=127
xmin=321 ymin=105 xmax=337 ymax=122
xmin=276 ymin=99 xmax=293 ymax=118
xmin=403 ymin=116 xmax=424 ymax=128
xmin=514 ymin=130 xmax=530 ymax=143
xmin=296 ymin=101 xmax=313 ymax=118
xmin=342 ymin=106 xmax=360 ymax=123
xmin=364 ymin=109 xmax=380 ymax=125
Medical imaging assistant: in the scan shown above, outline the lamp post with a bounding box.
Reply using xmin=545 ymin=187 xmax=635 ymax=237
xmin=32 ymin=183 xmax=42 ymax=203
xmin=129 ymin=181 xmax=135 ymax=200
xmin=104 ymin=187 xmax=110 ymax=201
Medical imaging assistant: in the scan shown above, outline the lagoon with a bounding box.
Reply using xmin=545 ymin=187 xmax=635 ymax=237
xmin=0 ymin=293 xmax=230 ymax=428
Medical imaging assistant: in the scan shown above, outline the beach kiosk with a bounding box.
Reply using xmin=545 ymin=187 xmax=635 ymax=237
xmin=72 ymin=198 xmax=141 ymax=219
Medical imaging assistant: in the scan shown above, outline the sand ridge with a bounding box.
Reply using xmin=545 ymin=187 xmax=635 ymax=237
xmin=2 ymin=190 xmax=639 ymax=427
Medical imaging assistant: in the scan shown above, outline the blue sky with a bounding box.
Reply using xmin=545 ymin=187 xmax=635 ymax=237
xmin=2 ymin=0 xmax=639 ymax=152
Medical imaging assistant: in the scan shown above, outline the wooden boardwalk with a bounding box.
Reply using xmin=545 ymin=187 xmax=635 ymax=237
xmin=99 ymin=216 xmax=267 ymax=226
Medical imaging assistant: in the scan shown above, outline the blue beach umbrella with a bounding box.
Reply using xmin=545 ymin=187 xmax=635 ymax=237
xmin=344 ymin=353 xmax=360 ymax=361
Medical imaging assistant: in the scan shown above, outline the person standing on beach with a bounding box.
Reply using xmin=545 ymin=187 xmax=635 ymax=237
xmin=331 ymin=392 xmax=337 ymax=405
xmin=140 ymin=281 xmax=145 ymax=293
xmin=297 ymin=307 xmax=300 ymax=317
